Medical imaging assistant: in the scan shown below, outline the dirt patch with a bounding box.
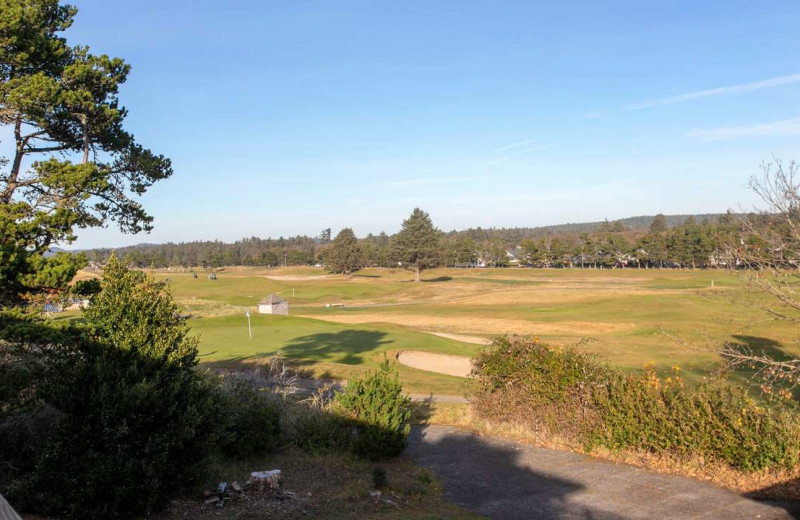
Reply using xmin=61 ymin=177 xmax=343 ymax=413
xmin=152 ymin=446 xmax=472 ymax=519
xmin=397 ymin=351 xmax=472 ymax=378
xmin=308 ymin=313 xmax=634 ymax=336
xmin=176 ymin=298 xmax=248 ymax=318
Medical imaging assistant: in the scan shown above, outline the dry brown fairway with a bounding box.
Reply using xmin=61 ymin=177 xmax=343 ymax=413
xmin=289 ymin=267 xmax=800 ymax=384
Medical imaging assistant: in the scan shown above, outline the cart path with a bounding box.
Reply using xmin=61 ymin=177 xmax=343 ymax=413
xmin=405 ymin=425 xmax=799 ymax=520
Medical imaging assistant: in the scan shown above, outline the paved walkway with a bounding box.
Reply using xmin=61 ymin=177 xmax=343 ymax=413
xmin=406 ymin=425 xmax=799 ymax=520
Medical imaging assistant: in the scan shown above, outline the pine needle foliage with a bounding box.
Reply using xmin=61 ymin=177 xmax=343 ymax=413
xmin=3 ymin=255 xmax=216 ymax=519
xmin=335 ymin=359 xmax=412 ymax=459
xmin=327 ymin=227 xmax=365 ymax=274
xmin=391 ymin=208 xmax=441 ymax=281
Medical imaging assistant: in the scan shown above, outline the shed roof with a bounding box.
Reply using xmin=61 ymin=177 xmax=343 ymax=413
xmin=259 ymin=293 xmax=287 ymax=305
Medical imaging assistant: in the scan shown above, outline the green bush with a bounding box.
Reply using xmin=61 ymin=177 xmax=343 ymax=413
xmin=1 ymin=256 xmax=219 ymax=519
xmin=471 ymin=335 xmax=800 ymax=472
xmin=0 ymin=311 xmax=70 ymax=485
xmin=334 ymin=360 xmax=411 ymax=460
xmin=292 ymin=407 xmax=351 ymax=453
xmin=291 ymin=363 xmax=411 ymax=459
xmin=214 ymin=375 xmax=282 ymax=457
xmin=73 ymin=278 xmax=101 ymax=296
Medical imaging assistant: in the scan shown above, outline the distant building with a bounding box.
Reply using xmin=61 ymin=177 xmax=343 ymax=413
xmin=258 ymin=294 xmax=289 ymax=315
xmin=506 ymin=249 xmax=523 ymax=267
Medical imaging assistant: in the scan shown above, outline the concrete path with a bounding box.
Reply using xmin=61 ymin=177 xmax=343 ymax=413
xmin=406 ymin=425 xmax=799 ymax=520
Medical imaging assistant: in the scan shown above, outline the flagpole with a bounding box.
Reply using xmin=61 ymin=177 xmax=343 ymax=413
xmin=246 ymin=310 xmax=252 ymax=339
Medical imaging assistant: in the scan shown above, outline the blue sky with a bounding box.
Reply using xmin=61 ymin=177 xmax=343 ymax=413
xmin=55 ymin=1 xmax=800 ymax=247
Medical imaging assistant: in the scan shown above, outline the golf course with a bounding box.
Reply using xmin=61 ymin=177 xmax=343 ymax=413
xmin=133 ymin=265 xmax=799 ymax=395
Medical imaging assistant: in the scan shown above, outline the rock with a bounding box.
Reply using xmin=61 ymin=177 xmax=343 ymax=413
xmin=204 ymin=496 xmax=219 ymax=505
xmin=232 ymin=481 xmax=242 ymax=492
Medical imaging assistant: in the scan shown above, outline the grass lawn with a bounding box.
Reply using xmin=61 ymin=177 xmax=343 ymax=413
xmin=191 ymin=313 xmax=474 ymax=395
xmin=86 ymin=265 xmax=800 ymax=395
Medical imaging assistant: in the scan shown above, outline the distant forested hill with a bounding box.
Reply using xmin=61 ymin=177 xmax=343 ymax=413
xmin=78 ymin=212 xmax=743 ymax=269
xmin=454 ymin=213 xmax=734 ymax=238
xmin=443 ymin=213 xmax=739 ymax=244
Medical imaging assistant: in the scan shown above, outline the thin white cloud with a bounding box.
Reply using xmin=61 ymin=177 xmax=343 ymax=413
xmin=688 ymin=117 xmax=800 ymax=141
xmin=488 ymin=137 xmax=538 ymax=154
xmin=627 ymin=73 xmax=800 ymax=111
xmin=586 ymin=73 xmax=800 ymax=118
xmin=475 ymin=141 xmax=569 ymax=168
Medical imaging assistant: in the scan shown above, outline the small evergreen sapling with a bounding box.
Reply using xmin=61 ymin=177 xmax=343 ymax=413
xmin=334 ymin=360 xmax=411 ymax=459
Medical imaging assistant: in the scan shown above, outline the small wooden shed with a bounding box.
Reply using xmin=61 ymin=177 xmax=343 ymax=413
xmin=258 ymin=294 xmax=289 ymax=315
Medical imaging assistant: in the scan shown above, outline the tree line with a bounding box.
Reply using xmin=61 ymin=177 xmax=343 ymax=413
xmin=86 ymin=210 xmax=761 ymax=274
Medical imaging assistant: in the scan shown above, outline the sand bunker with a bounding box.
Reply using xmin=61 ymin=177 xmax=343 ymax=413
xmin=397 ymin=351 xmax=472 ymax=378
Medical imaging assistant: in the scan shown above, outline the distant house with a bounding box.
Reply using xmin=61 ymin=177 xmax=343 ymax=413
xmin=506 ymin=249 xmax=524 ymax=267
xmin=258 ymin=294 xmax=289 ymax=315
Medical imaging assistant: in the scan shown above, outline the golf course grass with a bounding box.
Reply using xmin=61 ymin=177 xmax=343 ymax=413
xmin=121 ymin=265 xmax=800 ymax=395
xmin=191 ymin=313 xmax=474 ymax=394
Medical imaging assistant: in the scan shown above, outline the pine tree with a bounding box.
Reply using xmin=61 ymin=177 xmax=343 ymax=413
xmin=334 ymin=359 xmax=411 ymax=459
xmin=0 ymin=0 xmax=172 ymax=304
xmin=327 ymin=228 xmax=364 ymax=274
xmin=649 ymin=214 xmax=668 ymax=233
xmin=391 ymin=208 xmax=440 ymax=281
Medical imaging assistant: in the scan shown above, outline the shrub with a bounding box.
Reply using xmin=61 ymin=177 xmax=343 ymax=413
xmin=291 ymin=386 xmax=351 ymax=453
xmin=0 ymin=313 xmax=66 ymax=486
xmin=334 ymin=360 xmax=411 ymax=460
xmin=292 ymin=408 xmax=351 ymax=453
xmin=471 ymin=335 xmax=800 ymax=472
xmin=291 ymin=363 xmax=411 ymax=459
xmin=214 ymin=375 xmax=282 ymax=458
xmin=1 ymin=256 xmax=218 ymax=519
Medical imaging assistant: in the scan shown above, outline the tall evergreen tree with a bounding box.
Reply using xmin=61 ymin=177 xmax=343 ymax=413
xmin=649 ymin=214 xmax=668 ymax=233
xmin=327 ymin=228 xmax=364 ymax=274
xmin=319 ymin=228 xmax=332 ymax=243
xmin=452 ymin=235 xmax=477 ymax=266
xmin=391 ymin=208 xmax=440 ymax=281
xmin=0 ymin=0 xmax=172 ymax=304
